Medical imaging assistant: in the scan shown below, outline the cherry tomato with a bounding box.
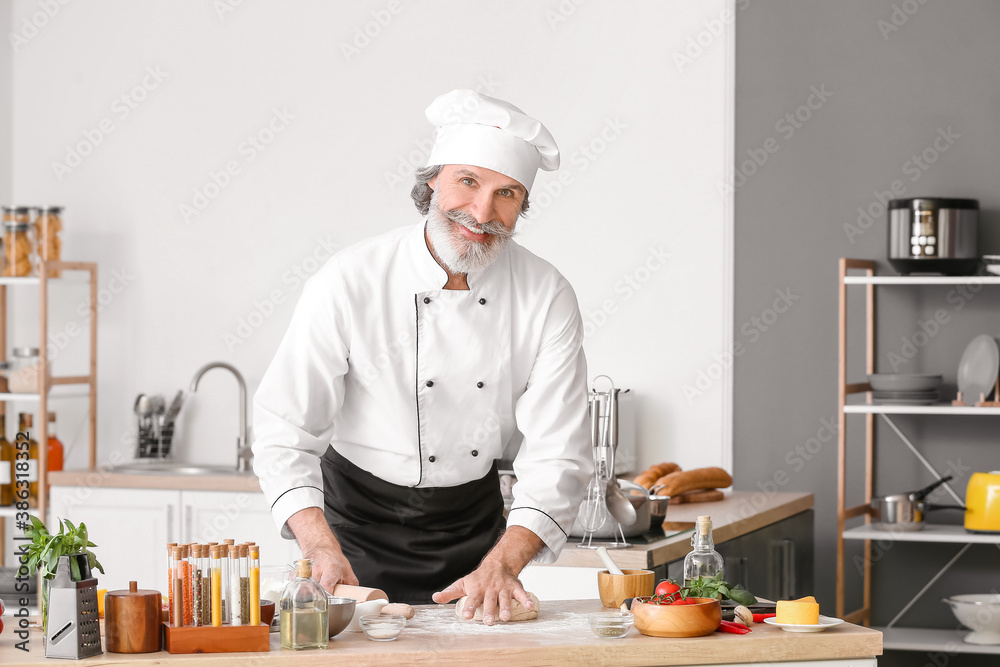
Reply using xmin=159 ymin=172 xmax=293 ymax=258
xmin=654 ymin=580 xmax=680 ymax=597
xmin=669 ymin=598 xmax=694 ymax=605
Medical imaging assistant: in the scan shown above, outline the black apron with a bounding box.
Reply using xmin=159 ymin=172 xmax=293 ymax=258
xmin=320 ymin=447 xmax=506 ymax=605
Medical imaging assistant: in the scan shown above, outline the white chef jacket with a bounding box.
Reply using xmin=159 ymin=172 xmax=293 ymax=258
xmin=252 ymin=220 xmax=593 ymax=563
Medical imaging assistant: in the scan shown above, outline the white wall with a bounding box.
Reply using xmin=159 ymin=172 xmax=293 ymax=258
xmin=8 ymin=0 xmax=732 ymax=474
xmin=0 ymin=3 xmax=11 ymax=201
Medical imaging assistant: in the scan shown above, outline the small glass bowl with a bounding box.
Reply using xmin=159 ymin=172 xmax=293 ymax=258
xmin=359 ymin=614 xmax=406 ymax=641
xmin=588 ymin=610 xmax=634 ymax=638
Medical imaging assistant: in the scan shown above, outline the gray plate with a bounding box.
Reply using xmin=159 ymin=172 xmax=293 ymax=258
xmin=872 ymin=390 xmax=940 ymax=399
xmin=957 ymin=335 xmax=1000 ymax=401
xmin=868 ymin=373 xmax=942 ymax=392
xmin=872 ymin=398 xmax=940 ymax=406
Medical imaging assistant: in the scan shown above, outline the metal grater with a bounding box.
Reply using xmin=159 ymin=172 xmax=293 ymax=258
xmin=45 ymin=555 xmax=103 ymax=660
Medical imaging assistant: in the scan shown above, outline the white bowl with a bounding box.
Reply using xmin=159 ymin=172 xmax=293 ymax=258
xmin=943 ymin=594 xmax=1000 ymax=645
xmin=983 ymin=255 xmax=1000 ymax=275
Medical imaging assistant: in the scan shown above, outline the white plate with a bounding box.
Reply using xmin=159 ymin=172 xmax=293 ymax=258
xmin=763 ymin=615 xmax=844 ymax=633
xmin=957 ymin=335 xmax=1000 ymax=400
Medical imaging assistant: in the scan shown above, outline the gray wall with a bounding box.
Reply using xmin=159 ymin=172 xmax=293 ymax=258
xmin=733 ymin=0 xmax=1000 ymax=650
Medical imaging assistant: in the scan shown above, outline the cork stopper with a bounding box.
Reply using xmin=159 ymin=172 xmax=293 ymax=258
xmin=241 ymin=544 xmax=250 ymax=558
xmin=228 ymin=544 xmax=239 ymax=558
xmin=249 ymin=545 xmax=259 ymax=558
xmin=222 ymin=538 xmax=235 ymax=545
xmin=295 ymin=559 xmax=313 ymax=579
xmin=696 ymin=515 xmax=713 ymax=535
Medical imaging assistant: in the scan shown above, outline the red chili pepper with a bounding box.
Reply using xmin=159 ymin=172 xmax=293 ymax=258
xmin=717 ymin=620 xmax=751 ymax=634
xmin=753 ymin=613 xmax=776 ymax=623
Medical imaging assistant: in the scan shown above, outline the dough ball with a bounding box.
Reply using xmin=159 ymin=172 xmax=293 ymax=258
xmin=455 ymin=592 xmax=540 ymax=622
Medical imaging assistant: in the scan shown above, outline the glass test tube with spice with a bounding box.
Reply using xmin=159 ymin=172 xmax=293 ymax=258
xmin=228 ymin=544 xmax=242 ymax=625
xmin=249 ymin=545 xmax=260 ymax=626
xmin=166 ymin=543 xmax=177 ymax=622
xmin=220 ymin=539 xmax=233 ymax=624
xmin=211 ymin=546 xmax=223 ymax=626
xmin=171 ymin=547 xmax=185 ymax=627
xmin=239 ymin=544 xmax=250 ymax=625
xmin=201 ymin=545 xmax=211 ymax=626
xmin=192 ymin=545 xmax=203 ymax=626
xmin=182 ymin=545 xmax=193 ymax=626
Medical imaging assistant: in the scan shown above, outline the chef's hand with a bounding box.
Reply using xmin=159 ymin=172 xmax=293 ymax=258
xmin=286 ymin=507 xmax=359 ymax=592
xmin=432 ymin=526 xmax=543 ymax=626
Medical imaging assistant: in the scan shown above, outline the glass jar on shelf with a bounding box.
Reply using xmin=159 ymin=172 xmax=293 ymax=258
xmin=9 ymin=347 xmax=43 ymax=393
xmin=3 ymin=217 xmax=35 ymax=277
xmin=34 ymin=206 xmax=64 ymax=277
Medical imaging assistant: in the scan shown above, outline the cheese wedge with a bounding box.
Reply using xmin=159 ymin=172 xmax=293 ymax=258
xmin=776 ymin=596 xmax=820 ymax=625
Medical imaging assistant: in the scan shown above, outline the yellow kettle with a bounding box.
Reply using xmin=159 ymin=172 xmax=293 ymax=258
xmin=965 ymin=472 xmax=1000 ymax=533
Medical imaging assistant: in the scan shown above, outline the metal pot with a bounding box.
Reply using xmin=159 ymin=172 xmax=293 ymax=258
xmin=570 ymin=479 xmax=653 ymax=538
xmin=871 ymin=476 xmax=966 ymax=531
xmin=888 ymin=197 xmax=979 ymax=275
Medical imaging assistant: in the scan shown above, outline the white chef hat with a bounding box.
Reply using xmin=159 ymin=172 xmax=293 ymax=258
xmin=424 ymin=89 xmax=559 ymax=192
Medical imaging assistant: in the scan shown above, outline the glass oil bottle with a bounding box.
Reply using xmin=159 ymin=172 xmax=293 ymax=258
xmin=280 ymin=559 xmax=328 ymax=650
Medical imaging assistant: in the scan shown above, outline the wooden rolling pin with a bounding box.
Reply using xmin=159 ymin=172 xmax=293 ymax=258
xmin=331 ymin=584 xmax=389 ymax=602
xmin=330 ymin=585 xmax=414 ymax=619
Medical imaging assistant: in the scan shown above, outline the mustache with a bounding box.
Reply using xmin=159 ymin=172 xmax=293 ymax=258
xmin=444 ymin=208 xmax=515 ymax=240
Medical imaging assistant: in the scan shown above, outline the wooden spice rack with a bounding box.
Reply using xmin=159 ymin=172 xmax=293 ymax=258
xmin=162 ymin=622 xmax=270 ymax=654
xmin=0 ymin=261 xmax=98 ymax=568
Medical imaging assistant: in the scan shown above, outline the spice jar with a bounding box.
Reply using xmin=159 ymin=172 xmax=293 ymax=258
xmin=3 ymin=218 xmax=35 ymax=278
xmin=2 ymin=206 xmax=32 ymax=276
xmin=9 ymin=347 xmax=42 ymax=393
xmin=34 ymin=206 xmax=64 ymax=277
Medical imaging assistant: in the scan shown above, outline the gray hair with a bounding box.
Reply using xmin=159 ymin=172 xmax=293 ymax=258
xmin=410 ymin=165 xmax=531 ymax=216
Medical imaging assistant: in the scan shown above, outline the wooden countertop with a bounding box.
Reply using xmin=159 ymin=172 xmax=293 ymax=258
xmin=550 ymin=491 xmax=814 ymax=570
xmin=0 ymin=599 xmax=880 ymax=666
xmin=48 ymin=469 xmax=262 ymax=492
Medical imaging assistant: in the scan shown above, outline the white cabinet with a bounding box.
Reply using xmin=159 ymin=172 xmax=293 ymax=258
xmin=182 ymin=490 xmax=300 ymax=565
xmin=49 ymin=486 xmax=300 ymax=594
xmin=49 ymin=486 xmax=180 ymax=593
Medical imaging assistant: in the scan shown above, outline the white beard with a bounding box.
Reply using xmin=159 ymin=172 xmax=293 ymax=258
xmin=425 ymin=192 xmax=515 ymax=275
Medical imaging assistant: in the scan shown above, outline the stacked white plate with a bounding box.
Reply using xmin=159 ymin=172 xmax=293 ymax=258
xmin=868 ymin=374 xmax=942 ymax=405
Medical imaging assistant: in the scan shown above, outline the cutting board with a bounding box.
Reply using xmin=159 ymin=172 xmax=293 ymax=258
xmin=670 ymin=489 xmax=725 ymax=504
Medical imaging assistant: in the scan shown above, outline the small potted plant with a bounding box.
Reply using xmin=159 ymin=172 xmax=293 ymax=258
xmin=23 ymin=516 xmax=105 ymax=632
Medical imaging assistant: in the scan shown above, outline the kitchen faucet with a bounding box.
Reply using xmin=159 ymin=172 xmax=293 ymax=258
xmin=190 ymin=361 xmax=252 ymax=472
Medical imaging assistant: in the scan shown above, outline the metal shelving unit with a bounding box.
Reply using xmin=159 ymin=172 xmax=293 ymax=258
xmin=836 ymin=258 xmax=1000 ymax=655
xmin=0 ymin=261 xmax=98 ymax=566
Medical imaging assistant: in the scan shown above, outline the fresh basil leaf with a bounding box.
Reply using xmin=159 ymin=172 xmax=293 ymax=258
xmin=728 ymin=588 xmax=758 ymax=606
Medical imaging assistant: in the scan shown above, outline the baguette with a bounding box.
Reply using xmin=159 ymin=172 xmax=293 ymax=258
xmin=633 ymin=462 xmax=682 ymax=489
xmin=652 ymin=467 xmax=733 ymax=497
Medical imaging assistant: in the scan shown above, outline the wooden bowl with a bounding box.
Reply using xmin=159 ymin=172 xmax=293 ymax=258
xmin=597 ymin=569 xmax=655 ymax=608
xmin=632 ymin=597 xmax=721 ymax=637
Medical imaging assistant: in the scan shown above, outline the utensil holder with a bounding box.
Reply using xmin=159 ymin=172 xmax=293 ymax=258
xmin=136 ymin=415 xmax=174 ymax=459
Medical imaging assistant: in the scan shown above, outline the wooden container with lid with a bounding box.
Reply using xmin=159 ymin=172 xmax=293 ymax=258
xmin=105 ymin=581 xmax=162 ymax=653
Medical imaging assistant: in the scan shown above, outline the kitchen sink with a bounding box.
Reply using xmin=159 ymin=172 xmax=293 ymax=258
xmin=112 ymin=460 xmax=253 ymax=476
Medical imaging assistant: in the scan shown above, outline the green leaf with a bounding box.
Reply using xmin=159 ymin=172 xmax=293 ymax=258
xmin=727 ymin=587 xmax=758 ymax=606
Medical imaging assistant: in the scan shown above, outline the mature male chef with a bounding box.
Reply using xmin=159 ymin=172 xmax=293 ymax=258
xmin=252 ymin=89 xmax=592 ymax=622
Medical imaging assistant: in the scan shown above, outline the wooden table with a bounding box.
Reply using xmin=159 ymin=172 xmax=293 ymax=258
xmin=549 ymin=491 xmax=814 ymax=570
xmin=0 ymin=599 xmax=880 ymax=666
